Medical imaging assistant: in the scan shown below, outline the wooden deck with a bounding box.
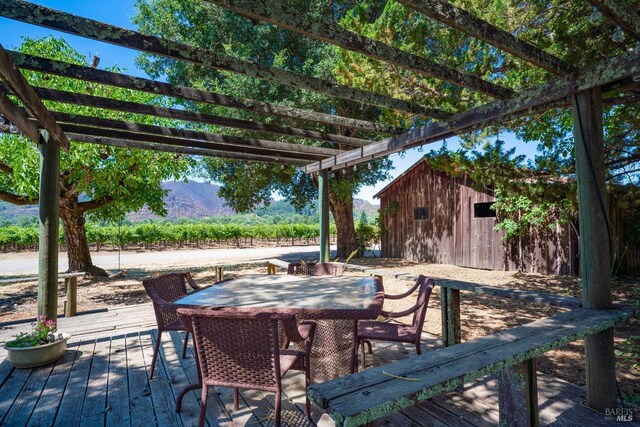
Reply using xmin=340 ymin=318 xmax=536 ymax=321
xmin=0 ymin=305 xmax=634 ymax=426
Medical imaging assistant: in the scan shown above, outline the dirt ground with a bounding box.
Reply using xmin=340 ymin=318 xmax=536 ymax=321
xmin=1 ymin=256 xmax=638 ymax=404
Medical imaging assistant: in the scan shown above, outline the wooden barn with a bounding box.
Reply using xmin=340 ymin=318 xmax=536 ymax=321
xmin=375 ymin=159 xmax=579 ymax=275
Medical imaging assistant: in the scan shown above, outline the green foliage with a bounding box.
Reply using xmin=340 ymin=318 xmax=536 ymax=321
xmin=359 ymin=211 xmax=368 ymax=226
xmin=0 ymin=36 xmax=192 ymax=223
xmin=335 ymin=0 xmax=639 ymax=219
xmin=355 ymin=218 xmax=378 ymax=256
xmin=133 ymin=0 xmax=393 ymax=242
xmin=5 ymin=316 xmax=57 ymax=348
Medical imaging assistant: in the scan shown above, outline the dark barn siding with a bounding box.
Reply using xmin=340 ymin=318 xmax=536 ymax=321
xmin=379 ymin=162 xmax=578 ymax=275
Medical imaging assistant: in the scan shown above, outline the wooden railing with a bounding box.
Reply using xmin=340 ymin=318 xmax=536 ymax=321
xmin=308 ymin=307 xmax=636 ymax=427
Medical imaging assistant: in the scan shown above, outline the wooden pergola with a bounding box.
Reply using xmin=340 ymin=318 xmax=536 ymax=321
xmin=0 ymin=0 xmax=638 ymax=418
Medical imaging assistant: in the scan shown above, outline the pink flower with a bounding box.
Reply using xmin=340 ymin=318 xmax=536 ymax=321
xmin=45 ymin=320 xmax=56 ymax=328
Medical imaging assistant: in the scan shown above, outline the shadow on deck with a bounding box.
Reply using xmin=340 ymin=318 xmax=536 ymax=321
xmin=0 ymin=305 xmax=635 ymax=426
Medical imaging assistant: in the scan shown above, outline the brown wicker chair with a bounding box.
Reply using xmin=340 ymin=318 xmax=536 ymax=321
xmin=356 ymin=275 xmax=435 ymax=369
xmin=142 ymin=272 xmax=202 ymax=379
xmin=286 ymin=262 xmax=345 ymax=276
xmin=287 ymin=261 xmax=357 ymax=381
xmin=177 ymin=308 xmax=316 ymax=427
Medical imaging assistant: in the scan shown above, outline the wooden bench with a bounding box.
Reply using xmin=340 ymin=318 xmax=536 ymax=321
xmin=0 ymin=272 xmax=86 ymax=317
xmin=308 ymin=307 xmax=636 ymax=427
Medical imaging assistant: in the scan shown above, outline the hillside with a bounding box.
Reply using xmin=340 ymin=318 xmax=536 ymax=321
xmin=0 ymin=181 xmax=379 ymax=224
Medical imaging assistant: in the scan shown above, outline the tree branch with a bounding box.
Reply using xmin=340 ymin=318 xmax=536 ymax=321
xmin=0 ymin=190 xmax=37 ymax=205
xmin=78 ymin=195 xmax=114 ymax=213
xmin=0 ymin=161 xmax=12 ymax=174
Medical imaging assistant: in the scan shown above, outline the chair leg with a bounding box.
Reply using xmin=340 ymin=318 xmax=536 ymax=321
xmin=176 ymin=383 xmax=202 ymax=412
xmin=360 ymin=339 xmax=366 ymax=369
xmin=233 ymin=388 xmax=240 ymax=411
xmin=305 ymin=359 xmax=312 ymax=419
xmin=365 ymin=339 xmax=373 ymax=354
xmin=182 ymin=331 xmax=189 ymax=359
xmin=198 ymin=386 xmax=208 ymax=427
xmin=416 ymin=339 xmax=422 ymax=355
xmin=149 ymin=330 xmax=163 ymax=380
xmin=275 ymin=390 xmax=282 ymax=427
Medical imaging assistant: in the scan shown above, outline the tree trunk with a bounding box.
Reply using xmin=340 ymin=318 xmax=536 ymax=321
xmin=59 ymin=198 xmax=108 ymax=277
xmin=329 ymin=191 xmax=358 ymax=260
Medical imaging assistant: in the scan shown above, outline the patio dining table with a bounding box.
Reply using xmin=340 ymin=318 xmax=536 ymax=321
xmin=175 ymin=273 xmax=384 ymax=382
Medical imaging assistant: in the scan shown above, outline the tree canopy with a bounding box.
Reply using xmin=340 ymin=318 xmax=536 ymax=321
xmin=0 ymin=36 xmax=191 ymax=273
xmin=133 ymin=0 xmax=394 ymax=257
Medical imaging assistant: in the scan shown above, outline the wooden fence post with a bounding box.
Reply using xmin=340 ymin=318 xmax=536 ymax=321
xmin=37 ymin=130 xmax=60 ymax=321
xmin=64 ymin=276 xmax=77 ymax=317
xmin=572 ymin=88 xmax=616 ymax=412
xmin=215 ymin=266 xmax=224 ymax=282
xmin=498 ymin=358 xmax=539 ymax=426
xmin=440 ymin=287 xmax=461 ymax=347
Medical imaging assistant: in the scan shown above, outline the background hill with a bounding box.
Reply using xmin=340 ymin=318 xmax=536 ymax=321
xmin=0 ymin=181 xmax=379 ymax=225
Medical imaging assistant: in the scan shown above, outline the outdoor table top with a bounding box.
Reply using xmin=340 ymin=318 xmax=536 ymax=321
xmin=175 ymin=273 xmax=384 ymax=319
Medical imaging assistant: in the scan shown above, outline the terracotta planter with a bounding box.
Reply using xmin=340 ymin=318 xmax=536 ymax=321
xmin=4 ymin=333 xmax=71 ymax=369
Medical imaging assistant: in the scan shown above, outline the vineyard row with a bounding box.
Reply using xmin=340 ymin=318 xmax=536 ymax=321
xmin=0 ymin=222 xmax=338 ymax=252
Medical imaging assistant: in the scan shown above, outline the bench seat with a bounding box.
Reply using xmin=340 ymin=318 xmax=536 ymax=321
xmin=308 ymin=307 xmax=636 ymax=427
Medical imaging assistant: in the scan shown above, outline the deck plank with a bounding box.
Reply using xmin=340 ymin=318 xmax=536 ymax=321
xmin=106 ymin=335 xmax=131 ymax=427
xmin=53 ymin=339 xmax=97 ymax=427
xmin=27 ymin=342 xmax=81 ymax=427
xmin=2 ymin=361 xmax=55 ymax=426
xmin=81 ymin=336 xmax=112 ymax=426
xmin=140 ymin=331 xmax=183 ymax=427
xmin=0 ymin=358 xmax=15 ymax=388
xmin=126 ymin=332 xmax=155 ymax=427
xmin=0 ymin=365 xmax=31 ymax=424
xmin=155 ymin=330 xmax=202 ymax=427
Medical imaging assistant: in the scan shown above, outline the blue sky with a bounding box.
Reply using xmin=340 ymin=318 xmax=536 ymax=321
xmin=1 ymin=1 xmax=540 ymax=203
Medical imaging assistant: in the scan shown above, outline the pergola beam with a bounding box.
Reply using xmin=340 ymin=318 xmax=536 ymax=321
xmin=0 ymin=0 xmax=448 ymax=118
xmin=51 ymin=119 xmax=338 ymax=161
xmin=9 ymin=51 xmax=397 ymax=135
xmin=207 ymin=0 xmax=513 ymax=99
xmin=304 ymin=50 xmax=640 ymax=173
xmin=1 ymin=84 xmax=371 ymax=147
xmin=0 ymin=90 xmax=40 ymax=142
xmin=398 ymin=0 xmax=572 ymax=75
xmin=0 ymin=43 xmax=69 ymax=150
xmin=49 ymin=111 xmax=338 ymax=159
xmin=65 ymin=132 xmax=308 ymax=164
xmin=588 ymin=0 xmax=640 ymax=39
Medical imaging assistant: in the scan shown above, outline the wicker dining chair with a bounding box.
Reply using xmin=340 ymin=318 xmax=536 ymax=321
xmin=286 ymin=262 xmax=345 ymax=276
xmin=287 ymin=261 xmax=357 ymax=381
xmin=356 ymin=275 xmax=436 ymax=369
xmin=177 ymin=308 xmax=316 ymax=427
xmin=142 ymin=272 xmax=202 ymax=379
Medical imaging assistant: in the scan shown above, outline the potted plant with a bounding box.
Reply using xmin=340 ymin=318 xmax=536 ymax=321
xmin=4 ymin=316 xmax=71 ymax=369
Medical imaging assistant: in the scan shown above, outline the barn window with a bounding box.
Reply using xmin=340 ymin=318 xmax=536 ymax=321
xmin=474 ymin=202 xmax=496 ymax=218
xmin=414 ymin=207 xmax=429 ymax=220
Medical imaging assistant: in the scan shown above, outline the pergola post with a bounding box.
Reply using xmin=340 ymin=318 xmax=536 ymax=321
xmin=572 ymin=87 xmax=616 ymax=412
xmin=318 ymin=170 xmax=330 ymax=263
xmin=37 ymin=130 xmax=60 ymax=321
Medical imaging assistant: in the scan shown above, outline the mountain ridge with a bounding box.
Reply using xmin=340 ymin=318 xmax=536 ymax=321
xmin=0 ymin=181 xmax=379 ymax=224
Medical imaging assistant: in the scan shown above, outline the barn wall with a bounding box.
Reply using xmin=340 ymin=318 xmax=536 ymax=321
xmin=379 ymin=162 xmax=578 ymax=275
